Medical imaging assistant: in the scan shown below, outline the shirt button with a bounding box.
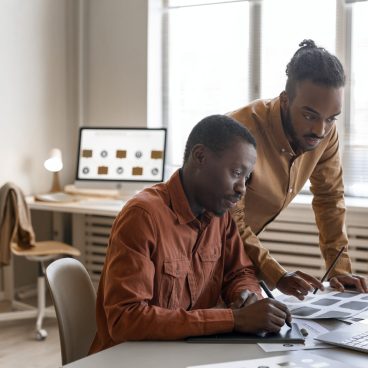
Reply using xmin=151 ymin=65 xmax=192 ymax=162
xmin=289 ymin=188 xmax=293 ymax=193
xmin=281 ymin=148 xmax=286 ymax=153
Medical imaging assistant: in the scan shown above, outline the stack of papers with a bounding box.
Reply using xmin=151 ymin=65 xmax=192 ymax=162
xmin=277 ymin=290 xmax=368 ymax=319
xmin=35 ymin=192 xmax=77 ymax=203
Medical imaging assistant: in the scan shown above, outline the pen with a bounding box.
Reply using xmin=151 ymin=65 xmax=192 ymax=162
xmin=259 ymin=280 xmax=292 ymax=328
xmin=313 ymin=246 xmax=346 ymax=295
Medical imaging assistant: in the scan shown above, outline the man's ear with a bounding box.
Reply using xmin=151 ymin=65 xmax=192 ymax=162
xmin=280 ymin=91 xmax=289 ymax=113
xmin=191 ymin=144 xmax=207 ymax=166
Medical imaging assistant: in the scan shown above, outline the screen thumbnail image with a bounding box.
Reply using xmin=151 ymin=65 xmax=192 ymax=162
xmin=77 ymin=129 xmax=165 ymax=181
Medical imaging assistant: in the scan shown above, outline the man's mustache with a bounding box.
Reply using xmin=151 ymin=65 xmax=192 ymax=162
xmin=305 ymin=134 xmax=325 ymax=140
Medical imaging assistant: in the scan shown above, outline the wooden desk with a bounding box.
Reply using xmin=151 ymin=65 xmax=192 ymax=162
xmin=63 ymin=338 xmax=368 ymax=368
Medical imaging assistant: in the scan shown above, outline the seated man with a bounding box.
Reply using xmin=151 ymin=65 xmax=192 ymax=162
xmin=89 ymin=115 xmax=291 ymax=353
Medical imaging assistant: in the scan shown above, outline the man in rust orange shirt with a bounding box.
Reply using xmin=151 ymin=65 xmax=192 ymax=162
xmin=90 ymin=115 xmax=291 ymax=353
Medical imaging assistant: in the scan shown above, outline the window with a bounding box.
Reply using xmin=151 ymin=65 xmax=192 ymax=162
xmin=164 ymin=0 xmax=250 ymax=167
xmin=163 ymin=0 xmax=368 ymax=197
xmin=260 ymin=0 xmax=336 ymax=99
xmin=343 ymin=0 xmax=368 ymax=196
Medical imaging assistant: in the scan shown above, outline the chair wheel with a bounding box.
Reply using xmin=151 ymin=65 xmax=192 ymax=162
xmin=35 ymin=329 xmax=48 ymax=341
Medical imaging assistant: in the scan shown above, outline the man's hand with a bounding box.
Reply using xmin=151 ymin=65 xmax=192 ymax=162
xmin=232 ymin=299 xmax=292 ymax=334
xmin=329 ymin=274 xmax=368 ymax=293
xmin=276 ymin=271 xmax=324 ymax=300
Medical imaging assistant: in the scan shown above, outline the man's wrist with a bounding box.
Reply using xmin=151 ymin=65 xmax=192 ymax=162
xmin=276 ymin=271 xmax=289 ymax=285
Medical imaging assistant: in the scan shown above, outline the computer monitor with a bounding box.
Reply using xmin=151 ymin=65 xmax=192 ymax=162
xmin=74 ymin=127 xmax=167 ymax=192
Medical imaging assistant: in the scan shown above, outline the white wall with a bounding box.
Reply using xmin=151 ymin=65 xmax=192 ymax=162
xmin=0 ymin=0 xmax=78 ymax=194
xmin=82 ymin=0 xmax=150 ymax=127
xmin=0 ymin=0 xmax=157 ymax=195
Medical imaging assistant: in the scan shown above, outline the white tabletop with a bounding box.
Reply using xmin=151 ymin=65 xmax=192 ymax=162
xmin=28 ymin=193 xmax=368 ymax=218
xmin=27 ymin=196 xmax=125 ymax=217
xmin=63 ymin=338 xmax=368 ymax=368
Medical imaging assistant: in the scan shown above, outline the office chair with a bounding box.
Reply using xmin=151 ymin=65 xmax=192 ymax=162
xmin=46 ymin=258 xmax=97 ymax=365
xmin=0 ymin=182 xmax=80 ymax=340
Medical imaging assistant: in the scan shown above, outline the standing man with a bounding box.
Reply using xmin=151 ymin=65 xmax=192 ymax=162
xmin=89 ymin=115 xmax=291 ymax=354
xmin=230 ymin=39 xmax=367 ymax=300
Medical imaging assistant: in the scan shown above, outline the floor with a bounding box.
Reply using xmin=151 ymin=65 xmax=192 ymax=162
xmin=0 ymin=301 xmax=61 ymax=368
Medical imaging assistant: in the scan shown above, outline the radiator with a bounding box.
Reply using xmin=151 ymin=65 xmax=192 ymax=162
xmin=259 ymin=205 xmax=368 ymax=277
xmin=80 ymin=204 xmax=368 ymax=281
xmin=83 ymin=215 xmax=114 ymax=283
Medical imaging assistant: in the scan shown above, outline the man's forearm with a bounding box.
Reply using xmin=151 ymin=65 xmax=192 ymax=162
xmin=105 ymin=303 xmax=234 ymax=342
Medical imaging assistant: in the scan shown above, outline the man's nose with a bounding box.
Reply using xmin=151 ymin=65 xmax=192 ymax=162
xmin=312 ymin=118 xmax=326 ymax=137
xmin=234 ymin=178 xmax=246 ymax=197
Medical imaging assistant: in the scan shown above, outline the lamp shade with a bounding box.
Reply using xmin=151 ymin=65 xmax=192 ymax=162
xmin=44 ymin=148 xmax=63 ymax=172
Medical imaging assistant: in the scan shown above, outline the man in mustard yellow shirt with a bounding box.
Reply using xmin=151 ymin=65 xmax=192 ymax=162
xmin=230 ymin=39 xmax=367 ymax=299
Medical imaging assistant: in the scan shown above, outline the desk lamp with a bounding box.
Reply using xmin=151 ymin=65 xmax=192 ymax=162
xmin=44 ymin=148 xmax=63 ymax=192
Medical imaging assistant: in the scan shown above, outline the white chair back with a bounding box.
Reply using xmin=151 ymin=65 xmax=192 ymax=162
xmin=46 ymin=258 xmax=97 ymax=365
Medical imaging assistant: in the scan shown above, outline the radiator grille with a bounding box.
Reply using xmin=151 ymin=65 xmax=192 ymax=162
xmin=84 ymin=215 xmax=114 ymax=282
xmin=259 ymin=207 xmax=368 ymax=278
xmin=81 ymin=206 xmax=368 ymax=281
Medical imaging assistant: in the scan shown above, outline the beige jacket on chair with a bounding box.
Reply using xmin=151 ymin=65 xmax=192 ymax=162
xmin=0 ymin=182 xmax=35 ymax=265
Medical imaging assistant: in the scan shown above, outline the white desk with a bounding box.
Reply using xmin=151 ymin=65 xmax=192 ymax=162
xmin=27 ymin=197 xmax=368 ymax=367
xmin=27 ymin=196 xmax=125 ymax=217
xmin=28 ymin=194 xmax=368 ymax=283
xmin=63 ymin=337 xmax=367 ymax=368
xmin=27 ymin=196 xmax=126 ymax=283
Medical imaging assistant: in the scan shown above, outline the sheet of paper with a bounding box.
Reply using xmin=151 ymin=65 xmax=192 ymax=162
xmin=339 ymin=309 xmax=368 ymax=324
xmin=186 ymin=352 xmax=350 ymax=368
xmin=277 ymin=290 xmax=368 ymax=319
xmin=258 ymin=319 xmax=331 ymax=352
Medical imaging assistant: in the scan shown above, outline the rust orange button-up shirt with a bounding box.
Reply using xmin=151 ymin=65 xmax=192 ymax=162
xmin=230 ymin=97 xmax=352 ymax=289
xmin=89 ymin=170 xmax=260 ymax=354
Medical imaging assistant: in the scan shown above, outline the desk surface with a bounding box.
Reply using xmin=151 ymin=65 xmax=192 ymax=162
xmin=64 ymin=338 xmax=368 ymax=368
xmin=28 ymin=193 xmax=368 ymax=218
xmin=27 ymin=196 xmax=126 ymax=217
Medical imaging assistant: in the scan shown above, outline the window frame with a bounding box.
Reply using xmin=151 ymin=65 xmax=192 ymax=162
xmin=161 ymin=0 xmax=368 ymax=197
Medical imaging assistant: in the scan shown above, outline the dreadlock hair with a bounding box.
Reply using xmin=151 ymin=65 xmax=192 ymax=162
xmin=183 ymin=114 xmax=256 ymax=164
xmin=285 ymin=39 xmax=345 ymax=101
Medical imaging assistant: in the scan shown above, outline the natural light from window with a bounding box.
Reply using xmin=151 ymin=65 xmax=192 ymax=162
xmin=166 ymin=1 xmax=250 ymax=167
xmin=164 ymin=0 xmax=368 ymax=197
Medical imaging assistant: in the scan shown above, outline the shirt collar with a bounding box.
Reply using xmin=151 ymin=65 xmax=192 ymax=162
xmin=166 ymin=169 xmax=213 ymax=225
xmin=270 ymin=97 xmax=296 ymax=157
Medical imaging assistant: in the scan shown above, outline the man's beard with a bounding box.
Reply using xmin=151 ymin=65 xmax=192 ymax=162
xmin=282 ymin=107 xmax=301 ymax=154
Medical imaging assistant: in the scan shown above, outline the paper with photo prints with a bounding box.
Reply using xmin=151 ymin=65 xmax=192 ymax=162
xmin=277 ymin=290 xmax=368 ymax=319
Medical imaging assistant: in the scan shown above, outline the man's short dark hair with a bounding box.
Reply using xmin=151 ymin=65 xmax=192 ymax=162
xmin=285 ymin=39 xmax=345 ymax=100
xmin=183 ymin=114 xmax=256 ymax=164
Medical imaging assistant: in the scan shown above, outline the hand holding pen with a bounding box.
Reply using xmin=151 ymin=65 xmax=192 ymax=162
xmin=230 ymin=286 xmax=292 ymax=334
xmin=313 ymin=246 xmax=346 ymax=294
xmin=259 ymin=280 xmax=292 ymax=328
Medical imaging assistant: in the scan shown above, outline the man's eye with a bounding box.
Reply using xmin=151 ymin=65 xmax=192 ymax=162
xmin=233 ymin=170 xmax=241 ymax=178
xmin=303 ymin=113 xmax=315 ymax=121
xmin=326 ymin=117 xmax=337 ymax=124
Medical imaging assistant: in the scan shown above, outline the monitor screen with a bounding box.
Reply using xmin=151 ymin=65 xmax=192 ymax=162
xmin=76 ymin=127 xmax=167 ymax=183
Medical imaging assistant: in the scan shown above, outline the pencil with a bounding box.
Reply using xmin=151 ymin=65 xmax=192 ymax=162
xmin=313 ymin=246 xmax=346 ymax=294
xmin=259 ymin=280 xmax=292 ymax=328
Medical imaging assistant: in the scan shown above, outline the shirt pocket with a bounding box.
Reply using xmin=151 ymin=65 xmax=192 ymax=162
xmin=198 ymin=245 xmax=221 ymax=281
xmin=160 ymin=259 xmax=190 ymax=309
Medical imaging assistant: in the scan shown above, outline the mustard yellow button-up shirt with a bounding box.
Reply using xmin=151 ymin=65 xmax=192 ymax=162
xmin=89 ymin=170 xmax=260 ymax=354
xmin=230 ymin=97 xmax=352 ymax=289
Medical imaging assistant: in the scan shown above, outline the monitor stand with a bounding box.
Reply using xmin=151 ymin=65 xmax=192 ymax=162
xmin=65 ymin=181 xmax=150 ymax=199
